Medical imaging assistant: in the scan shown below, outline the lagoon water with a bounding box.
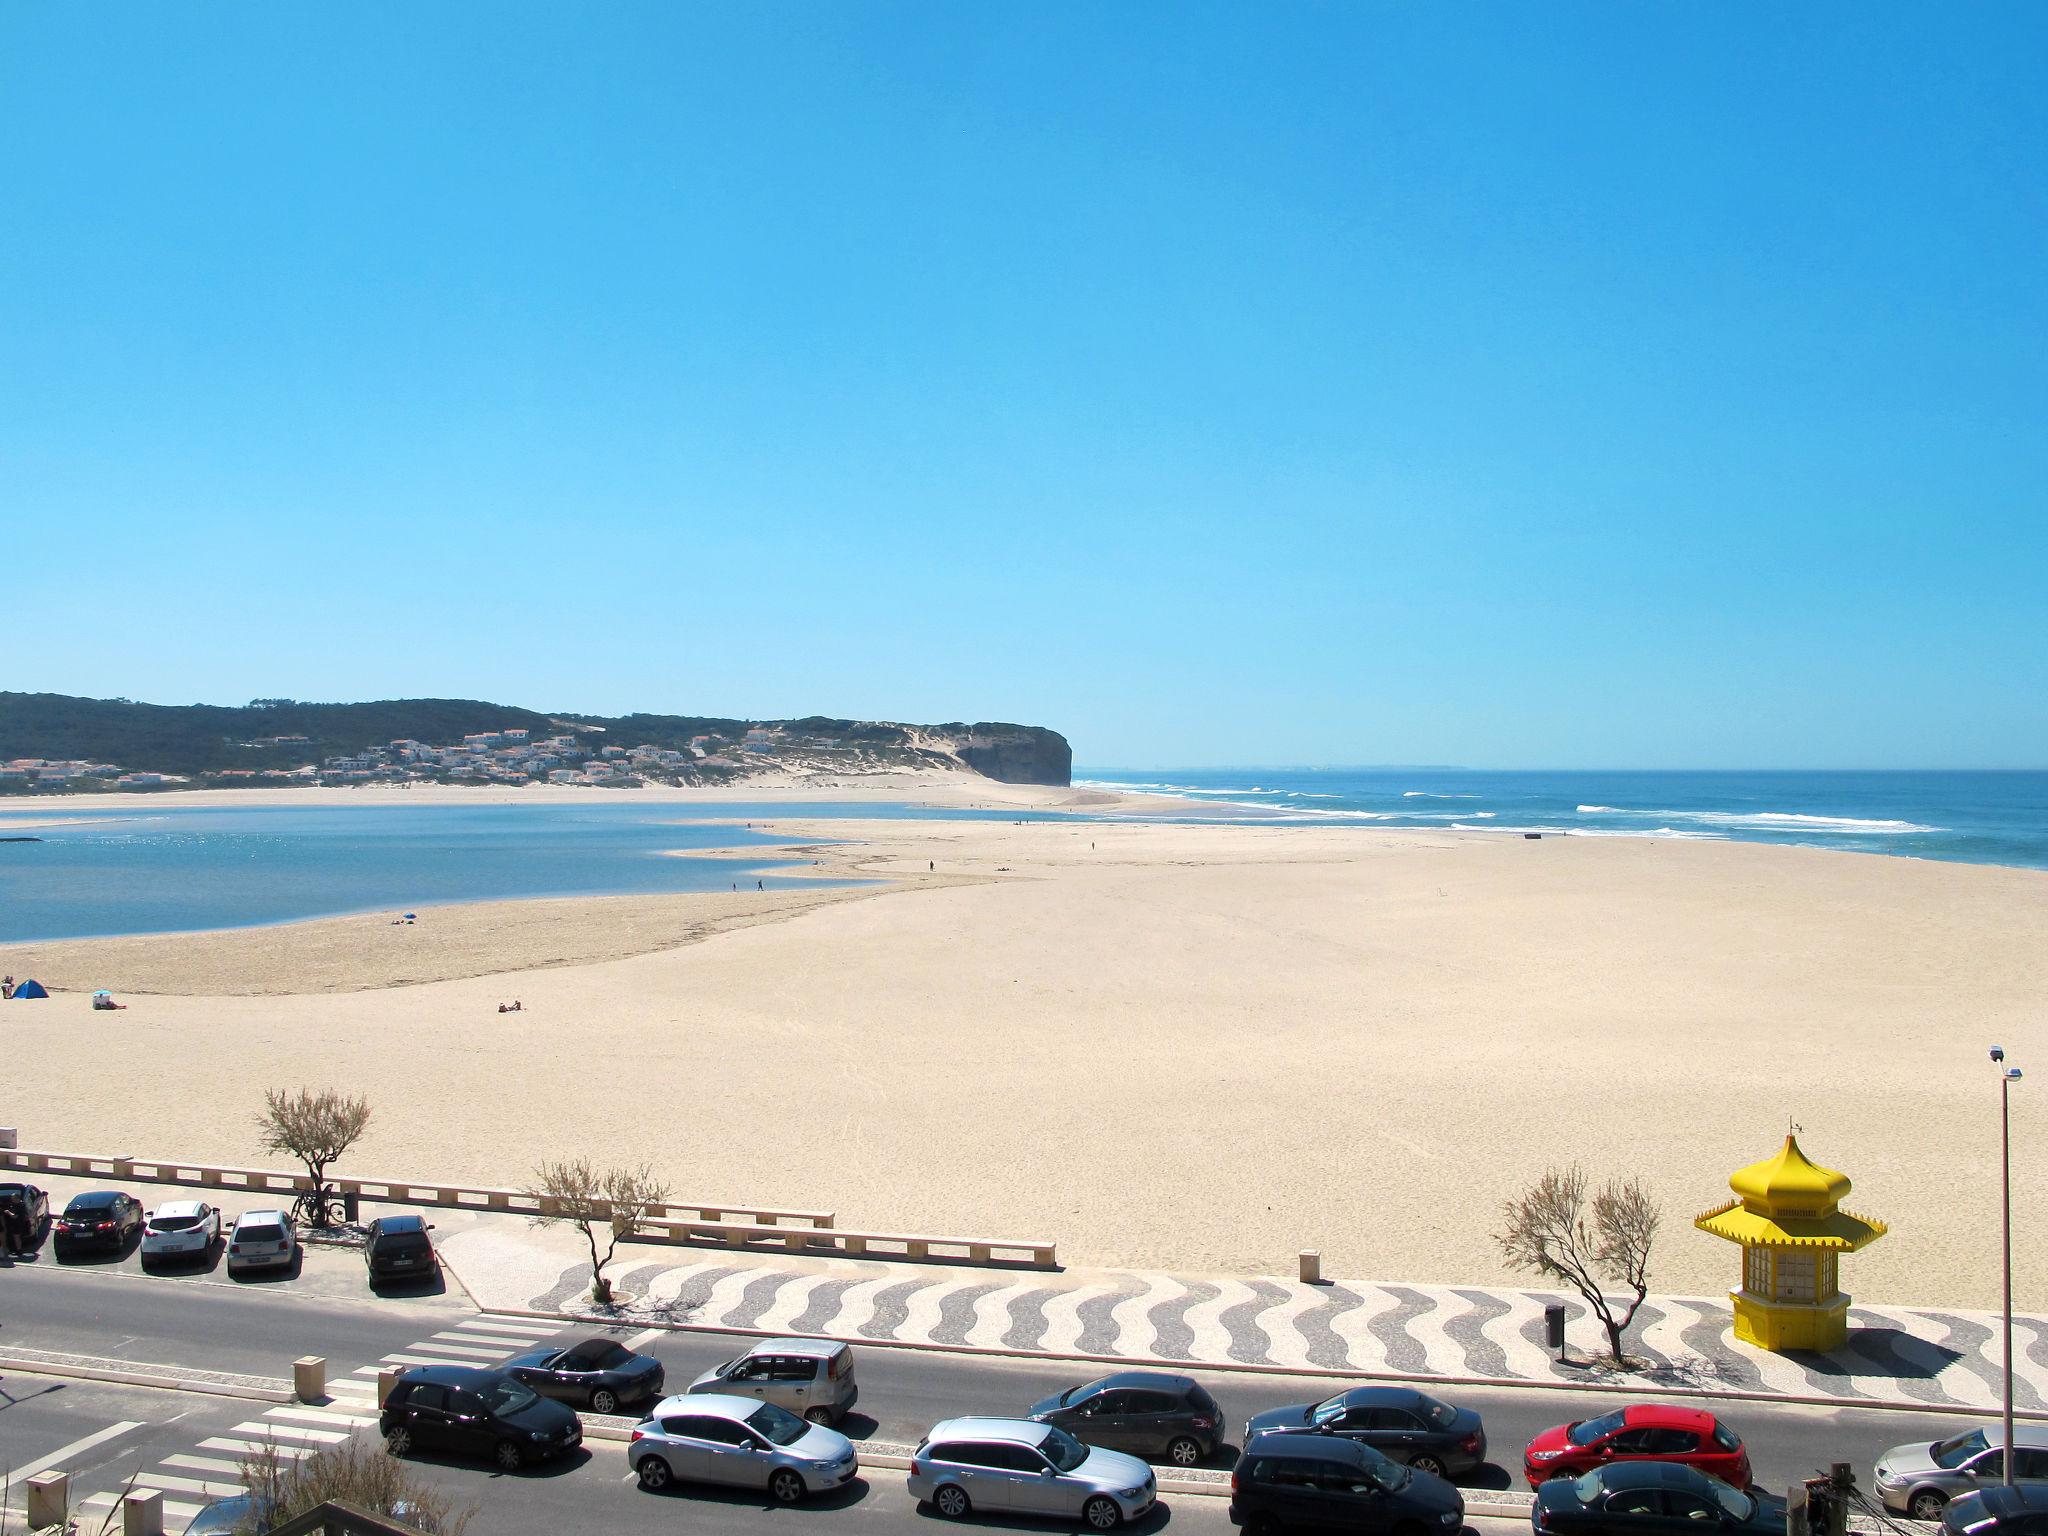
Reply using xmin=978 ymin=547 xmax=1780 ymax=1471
xmin=3 ymin=771 xmax=2043 ymax=944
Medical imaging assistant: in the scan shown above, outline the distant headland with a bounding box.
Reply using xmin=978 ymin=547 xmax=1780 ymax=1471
xmin=0 ymin=691 xmax=1072 ymax=793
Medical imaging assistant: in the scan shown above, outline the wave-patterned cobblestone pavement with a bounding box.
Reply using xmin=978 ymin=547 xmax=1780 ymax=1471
xmin=522 ymin=1255 xmax=2048 ymax=1414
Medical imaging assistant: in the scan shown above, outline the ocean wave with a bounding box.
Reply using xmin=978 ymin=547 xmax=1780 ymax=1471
xmin=1576 ymin=805 xmax=1938 ymax=834
xmin=1404 ymin=791 xmax=1478 ymax=798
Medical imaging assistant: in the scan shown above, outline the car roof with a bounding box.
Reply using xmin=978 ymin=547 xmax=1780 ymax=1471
xmin=1097 ymin=1371 xmax=1196 ymax=1392
xmin=1973 ymin=1424 xmax=2048 ymax=1450
xmin=1590 ymin=1462 xmax=1711 ymax=1491
xmin=1621 ymin=1404 xmax=1718 ymax=1431
xmin=234 ymin=1209 xmax=291 ymax=1224
xmin=398 ymin=1365 xmax=499 ymax=1388
xmin=1970 ymin=1486 xmax=2048 ymax=1517
xmin=928 ymin=1417 xmax=1055 ymax=1447
xmin=1244 ymin=1432 xmax=1371 ymax=1462
xmin=154 ymin=1200 xmax=208 ymax=1217
xmin=66 ymin=1190 xmax=122 ymax=1206
xmin=1341 ymin=1386 xmax=1429 ymax=1410
xmin=651 ymin=1393 xmax=758 ymax=1421
xmin=375 ymin=1214 xmax=428 ymax=1232
xmin=747 ymin=1337 xmax=847 ymax=1358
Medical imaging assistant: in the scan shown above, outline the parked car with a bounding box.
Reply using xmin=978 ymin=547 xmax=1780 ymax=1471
xmin=140 ymin=1200 xmax=222 ymax=1266
xmin=910 ymin=1417 xmax=1156 ymax=1530
xmin=225 ymin=1209 xmax=298 ymax=1277
xmin=1525 ymin=1406 xmax=1750 ymax=1489
xmin=1532 ymin=1462 xmax=1785 ymax=1536
xmin=364 ymin=1214 xmax=440 ymax=1284
xmin=0 ymin=1181 xmax=51 ymax=1238
xmin=1230 ymin=1429 xmax=1465 ymax=1535
xmin=628 ymin=1392 xmax=859 ymax=1501
xmin=185 ymin=1495 xmax=265 ymax=1536
xmin=51 ymin=1190 xmax=144 ymax=1256
xmin=688 ymin=1338 xmax=858 ymax=1425
xmin=1874 ymin=1424 xmax=2048 ymax=1520
xmin=1942 ymin=1484 xmax=2048 ymax=1536
xmin=505 ymin=1336 xmax=666 ymax=1414
xmin=1030 ymin=1371 xmax=1224 ymax=1467
xmin=380 ymin=1365 xmax=582 ymax=1470
xmin=1247 ymin=1386 xmax=1487 ymax=1480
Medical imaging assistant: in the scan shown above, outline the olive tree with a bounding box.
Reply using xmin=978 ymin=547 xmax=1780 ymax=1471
xmin=527 ymin=1158 xmax=671 ymax=1305
xmin=256 ymin=1087 xmax=371 ymax=1228
xmin=1497 ymin=1164 xmax=1660 ymax=1365
xmin=238 ymin=1435 xmax=473 ymax=1533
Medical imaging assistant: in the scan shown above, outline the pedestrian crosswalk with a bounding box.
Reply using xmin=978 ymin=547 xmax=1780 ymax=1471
xmin=70 ymin=1313 xmax=567 ymax=1534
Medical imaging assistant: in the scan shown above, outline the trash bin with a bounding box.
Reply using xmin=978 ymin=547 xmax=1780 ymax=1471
xmin=342 ymin=1190 xmax=360 ymax=1224
xmin=1545 ymin=1303 xmax=1566 ymax=1353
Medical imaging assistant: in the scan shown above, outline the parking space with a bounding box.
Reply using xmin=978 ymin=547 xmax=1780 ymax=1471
xmin=0 ymin=1376 xmax=258 ymax=1525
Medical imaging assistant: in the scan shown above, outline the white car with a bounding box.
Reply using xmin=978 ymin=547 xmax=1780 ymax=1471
xmin=139 ymin=1200 xmax=221 ymax=1265
xmin=226 ymin=1209 xmax=298 ymax=1276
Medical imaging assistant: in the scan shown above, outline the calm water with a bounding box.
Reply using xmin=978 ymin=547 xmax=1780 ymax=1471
xmin=1076 ymin=767 xmax=2048 ymax=870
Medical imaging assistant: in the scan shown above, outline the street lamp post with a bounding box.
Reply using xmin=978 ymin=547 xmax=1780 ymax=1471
xmin=1990 ymin=1046 xmax=2023 ymax=1488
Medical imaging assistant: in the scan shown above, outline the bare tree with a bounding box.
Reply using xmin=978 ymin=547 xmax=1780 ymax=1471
xmin=239 ymin=1435 xmax=473 ymax=1533
xmin=527 ymin=1158 xmax=670 ymax=1305
xmin=1497 ymin=1164 xmax=1661 ymax=1365
xmin=256 ymin=1088 xmax=371 ymax=1228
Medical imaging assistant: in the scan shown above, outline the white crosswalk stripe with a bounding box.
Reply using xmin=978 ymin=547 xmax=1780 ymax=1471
xmin=451 ymin=1316 xmax=559 ymax=1338
xmin=406 ymin=1339 xmax=509 ymax=1359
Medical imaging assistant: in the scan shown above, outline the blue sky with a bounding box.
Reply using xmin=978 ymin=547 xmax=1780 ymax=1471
xmin=3 ymin=4 xmax=2042 ymax=768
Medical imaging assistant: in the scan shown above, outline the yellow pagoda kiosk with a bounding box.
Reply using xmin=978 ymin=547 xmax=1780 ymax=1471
xmin=1694 ymin=1133 xmax=1887 ymax=1352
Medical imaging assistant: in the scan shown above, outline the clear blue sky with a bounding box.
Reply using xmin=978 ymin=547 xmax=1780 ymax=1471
xmin=3 ymin=4 xmax=2042 ymax=768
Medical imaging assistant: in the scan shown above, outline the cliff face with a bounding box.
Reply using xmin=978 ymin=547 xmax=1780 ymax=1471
xmin=943 ymin=724 xmax=1073 ymax=786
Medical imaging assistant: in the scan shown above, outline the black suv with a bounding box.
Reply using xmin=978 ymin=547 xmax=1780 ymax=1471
xmin=1231 ymin=1431 xmax=1465 ymax=1535
xmin=0 ymin=1182 xmax=50 ymax=1241
xmin=52 ymin=1190 xmax=144 ymax=1256
xmin=1029 ymin=1371 xmax=1225 ymax=1466
xmin=364 ymin=1215 xmax=439 ymax=1285
xmin=1247 ymin=1386 xmax=1487 ymax=1480
xmin=380 ymin=1365 xmax=582 ymax=1471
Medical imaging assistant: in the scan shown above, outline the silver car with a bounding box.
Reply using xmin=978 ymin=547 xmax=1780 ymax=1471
xmin=1874 ymin=1424 xmax=2048 ymax=1519
xmin=629 ymin=1392 xmax=858 ymax=1502
xmin=225 ymin=1209 xmax=298 ymax=1276
xmin=139 ymin=1200 xmax=221 ymax=1265
xmin=909 ymin=1416 xmax=1156 ymax=1530
xmin=687 ymin=1337 xmax=858 ymax=1425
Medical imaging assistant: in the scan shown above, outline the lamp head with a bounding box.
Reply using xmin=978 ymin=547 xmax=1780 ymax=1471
xmin=2006 ymin=1068 xmax=2024 ymax=1082
xmin=1991 ymin=1046 xmax=2006 ymax=1063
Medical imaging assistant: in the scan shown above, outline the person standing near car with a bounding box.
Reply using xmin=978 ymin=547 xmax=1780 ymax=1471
xmin=1 ymin=1195 xmax=24 ymax=1257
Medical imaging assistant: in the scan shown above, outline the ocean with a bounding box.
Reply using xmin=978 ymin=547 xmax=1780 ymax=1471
xmin=1074 ymin=767 xmax=2048 ymax=871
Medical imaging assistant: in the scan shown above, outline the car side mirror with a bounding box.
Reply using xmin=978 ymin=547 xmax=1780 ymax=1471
xmin=1041 ymin=1467 xmax=1058 ymax=1478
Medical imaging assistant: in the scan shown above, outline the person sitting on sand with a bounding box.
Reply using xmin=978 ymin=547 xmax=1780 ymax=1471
xmin=92 ymin=994 xmax=126 ymax=1010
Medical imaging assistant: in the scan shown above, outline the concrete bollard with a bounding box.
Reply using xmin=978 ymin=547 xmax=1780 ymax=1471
xmin=378 ymin=1367 xmax=402 ymax=1406
xmin=26 ymin=1470 xmax=68 ymax=1528
xmin=293 ymin=1355 xmax=327 ymax=1402
xmin=122 ymin=1488 xmax=164 ymax=1536
xmin=1299 ymin=1250 xmax=1323 ymax=1285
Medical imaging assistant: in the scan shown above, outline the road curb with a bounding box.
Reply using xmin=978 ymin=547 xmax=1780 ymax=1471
xmin=473 ymin=1304 xmax=2048 ymax=1422
xmin=0 ymin=1353 xmax=293 ymax=1404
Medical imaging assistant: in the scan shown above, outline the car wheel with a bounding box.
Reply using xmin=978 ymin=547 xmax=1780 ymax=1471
xmin=1083 ymin=1496 xmax=1123 ymax=1530
xmin=636 ymin=1456 xmax=673 ymax=1491
xmin=590 ymin=1388 xmax=618 ymax=1415
xmin=933 ymin=1483 xmax=972 ymax=1519
xmin=494 ymin=1440 xmax=523 ymax=1471
xmin=1409 ymin=1453 xmax=1447 ymax=1478
xmin=385 ymin=1428 xmax=412 ymax=1457
xmin=769 ymin=1469 xmax=806 ymax=1504
xmin=805 ymin=1406 xmax=833 ymax=1425
xmin=1909 ymin=1491 xmax=1948 ymax=1521
xmin=1167 ymin=1435 xmax=1203 ymax=1467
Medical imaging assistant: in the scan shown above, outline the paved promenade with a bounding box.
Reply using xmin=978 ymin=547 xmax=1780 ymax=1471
xmin=439 ymin=1229 xmax=2048 ymax=1415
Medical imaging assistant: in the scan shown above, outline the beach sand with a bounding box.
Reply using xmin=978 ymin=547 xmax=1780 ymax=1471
xmin=4 ymin=803 xmax=2043 ymax=1311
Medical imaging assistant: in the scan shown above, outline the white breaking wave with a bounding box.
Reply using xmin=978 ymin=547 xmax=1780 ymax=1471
xmin=1576 ymin=806 xmax=1938 ymax=834
xmin=1404 ymin=791 xmax=1478 ymax=798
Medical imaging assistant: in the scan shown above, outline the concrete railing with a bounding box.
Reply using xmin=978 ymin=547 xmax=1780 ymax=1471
xmin=0 ymin=1147 xmax=832 ymax=1228
xmin=0 ymin=1146 xmax=1057 ymax=1268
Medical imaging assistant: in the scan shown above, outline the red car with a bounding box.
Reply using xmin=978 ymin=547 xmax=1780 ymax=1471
xmin=1524 ymin=1405 xmax=1750 ymax=1489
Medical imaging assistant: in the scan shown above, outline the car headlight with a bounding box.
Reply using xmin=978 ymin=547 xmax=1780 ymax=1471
xmin=529 ymin=1430 xmax=552 ymax=1440
xmin=1530 ymin=1450 xmax=1564 ymax=1461
xmin=1119 ymin=1487 xmax=1148 ymax=1500
xmin=1440 ymin=1512 xmax=1461 ymax=1524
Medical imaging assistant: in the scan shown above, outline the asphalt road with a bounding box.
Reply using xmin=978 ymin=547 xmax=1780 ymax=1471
xmin=0 ymin=1265 xmax=1978 ymax=1536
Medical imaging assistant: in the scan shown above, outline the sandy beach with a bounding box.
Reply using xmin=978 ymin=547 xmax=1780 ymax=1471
xmin=4 ymin=787 xmax=2043 ymax=1312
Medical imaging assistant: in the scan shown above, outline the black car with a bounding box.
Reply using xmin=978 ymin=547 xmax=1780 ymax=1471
xmin=1533 ymin=1462 xmax=1786 ymax=1536
xmin=1030 ymin=1371 xmax=1225 ymax=1467
xmin=1232 ymin=1431 xmax=1465 ymax=1535
xmin=51 ymin=1190 xmax=144 ymax=1255
xmin=1945 ymin=1485 xmax=2048 ymax=1536
xmin=364 ymin=1215 xmax=439 ymax=1284
xmin=380 ymin=1365 xmax=583 ymax=1471
xmin=0 ymin=1181 xmax=50 ymax=1240
xmin=1248 ymin=1386 xmax=1487 ymax=1480
xmin=504 ymin=1337 xmax=665 ymax=1415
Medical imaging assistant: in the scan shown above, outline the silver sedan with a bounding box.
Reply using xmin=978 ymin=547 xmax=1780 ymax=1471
xmin=629 ymin=1392 xmax=858 ymax=1503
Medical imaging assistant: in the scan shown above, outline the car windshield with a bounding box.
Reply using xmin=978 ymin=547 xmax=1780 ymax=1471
xmin=1569 ymin=1412 xmax=1628 ymax=1447
xmin=238 ymin=1224 xmax=285 ymax=1243
xmin=152 ymin=1214 xmax=205 ymax=1232
xmin=65 ymin=1197 xmax=114 ymax=1216
xmin=1572 ymin=1473 xmax=1606 ymax=1503
xmin=1715 ymin=1485 xmax=1754 ymax=1521
xmin=1419 ymin=1396 xmax=1456 ymax=1429
xmin=1060 ymin=1383 xmax=1102 ymax=1408
xmin=1366 ymin=1459 xmax=1413 ymax=1492
xmin=1311 ymin=1395 xmax=1349 ymax=1425
xmin=483 ymin=1379 xmax=539 ymax=1417
xmin=747 ymin=1404 xmax=809 ymax=1447
xmin=1934 ymin=1432 xmax=1990 ymax=1470
xmin=1042 ymin=1427 xmax=1089 ymax=1472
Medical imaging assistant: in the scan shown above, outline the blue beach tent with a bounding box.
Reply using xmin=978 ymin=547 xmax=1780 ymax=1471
xmin=11 ymin=979 xmax=48 ymax=999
